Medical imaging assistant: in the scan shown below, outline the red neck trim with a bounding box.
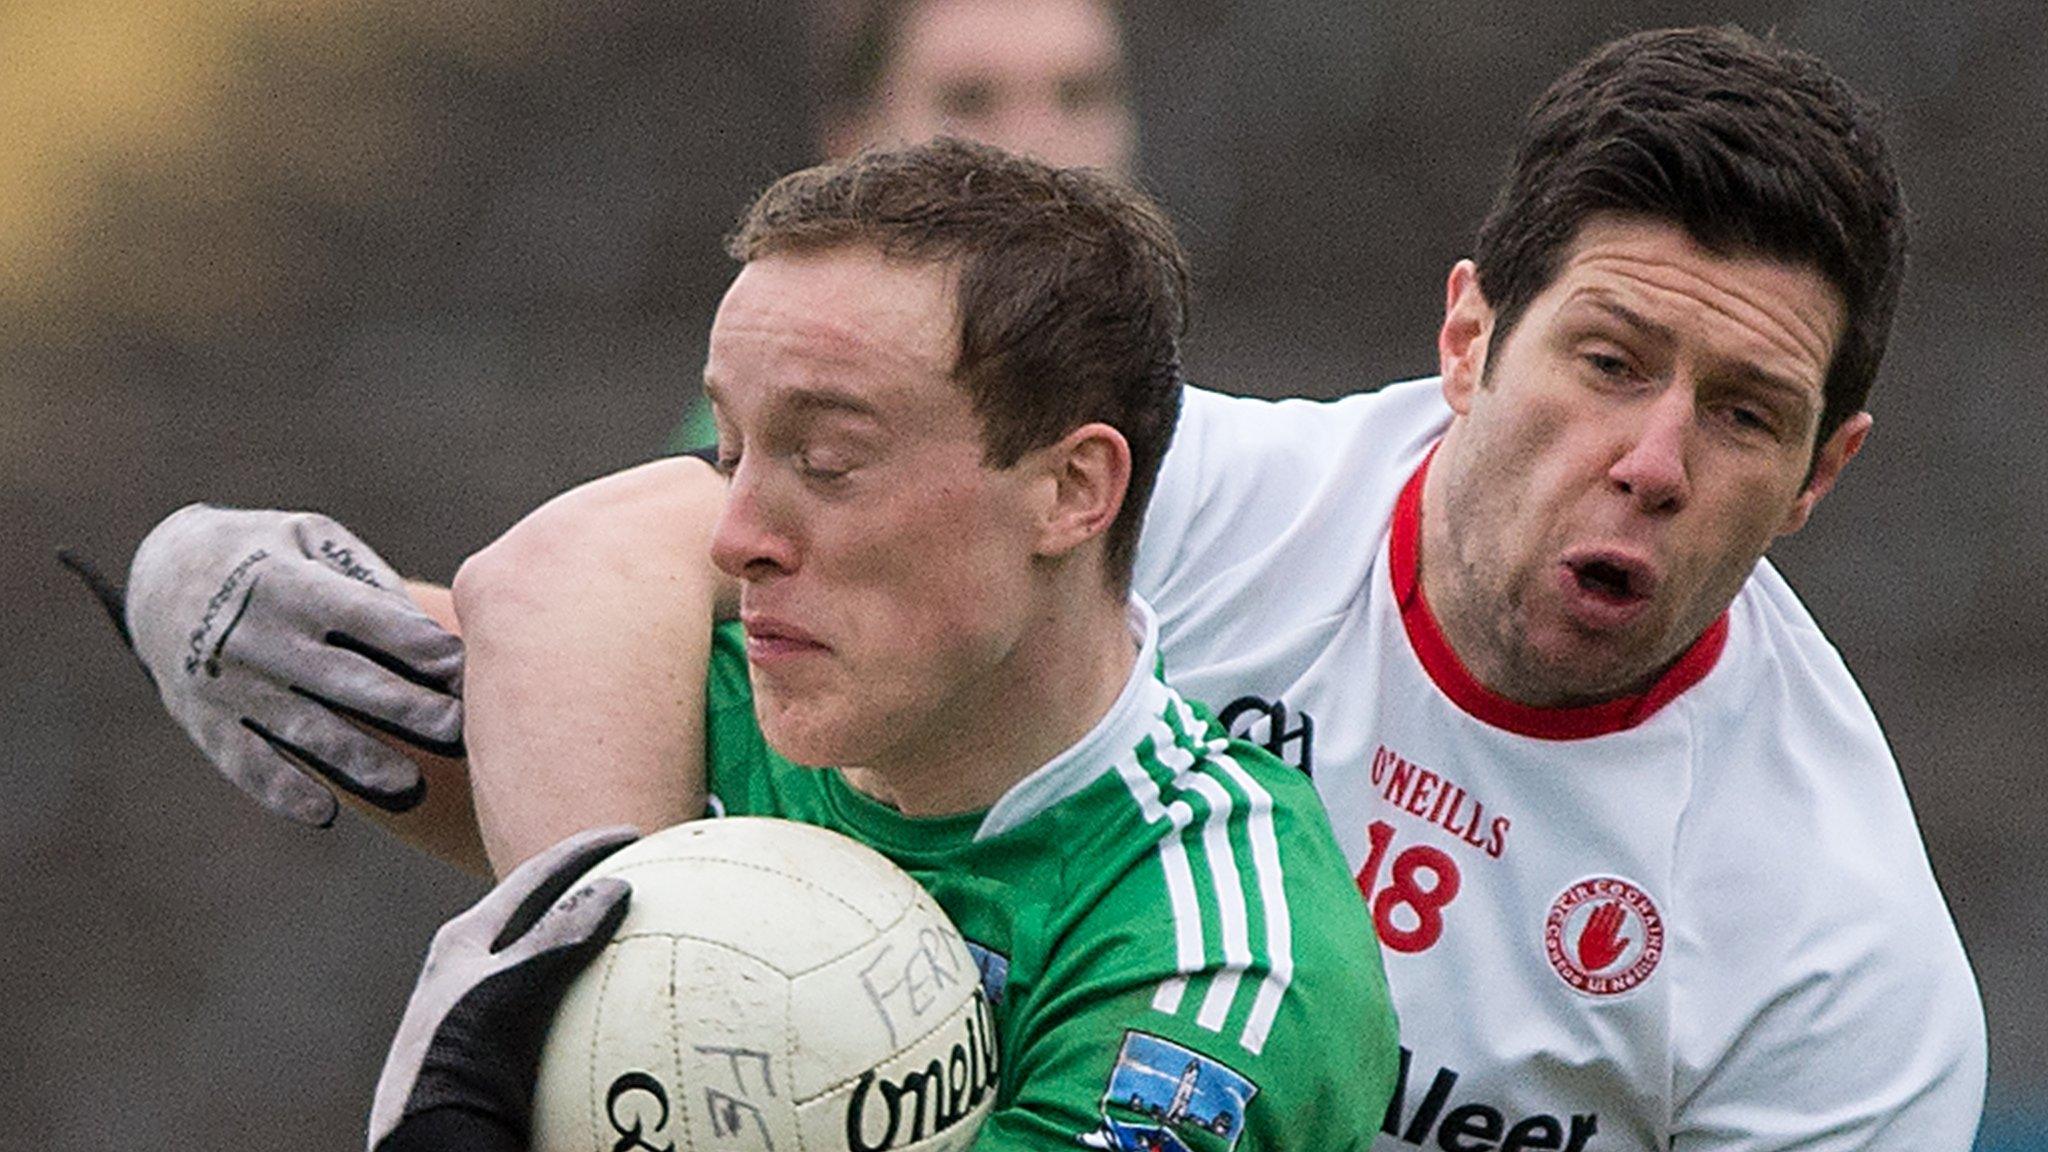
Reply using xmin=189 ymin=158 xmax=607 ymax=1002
xmin=1390 ymin=449 xmax=1727 ymax=741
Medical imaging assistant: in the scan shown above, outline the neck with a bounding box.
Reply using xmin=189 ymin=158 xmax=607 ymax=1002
xmin=842 ymin=582 xmax=1138 ymax=817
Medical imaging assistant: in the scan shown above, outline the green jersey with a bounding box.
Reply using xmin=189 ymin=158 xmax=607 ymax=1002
xmin=702 ymin=603 xmax=1399 ymax=1152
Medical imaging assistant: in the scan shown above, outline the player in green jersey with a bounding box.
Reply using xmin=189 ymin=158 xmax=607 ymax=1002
xmin=700 ymin=615 xmax=1390 ymax=1150
xmin=365 ymin=139 xmax=1396 ymax=1151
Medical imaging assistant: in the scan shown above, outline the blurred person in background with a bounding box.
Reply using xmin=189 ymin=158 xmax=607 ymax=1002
xmin=666 ymin=0 xmax=1137 ymax=449
xmin=811 ymin=0 xmax=1134 ymax=176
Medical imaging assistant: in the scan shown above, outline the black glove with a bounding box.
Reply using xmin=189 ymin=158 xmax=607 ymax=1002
xmin=368 ymin=827 xmax=637 ymax=1152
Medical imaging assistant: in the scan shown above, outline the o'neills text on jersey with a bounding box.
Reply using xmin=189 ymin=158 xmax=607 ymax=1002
xmin=1371 ymin=744 xmax=1510 ymax=858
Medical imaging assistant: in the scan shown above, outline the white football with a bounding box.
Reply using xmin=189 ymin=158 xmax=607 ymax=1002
xmin=531 ymin=817 xmax=998 ymax=1152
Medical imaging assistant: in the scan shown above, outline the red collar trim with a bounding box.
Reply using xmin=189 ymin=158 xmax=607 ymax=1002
xmin=1390 ymin=448 xmax=1727 ymax=741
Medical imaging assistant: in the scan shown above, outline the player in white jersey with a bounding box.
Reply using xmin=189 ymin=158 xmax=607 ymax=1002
xmin=1139 ymin=378 xmax=1982 ymax=1147
xmin=1114 ymin=30 xmax=1983 ymax=1144
xmin=94 ymin=23 xmax=1986 ymax=1152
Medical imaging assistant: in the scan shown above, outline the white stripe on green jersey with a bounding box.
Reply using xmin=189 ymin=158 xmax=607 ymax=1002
xmin=1118 ymin=675 xmax=1296 ymax=1056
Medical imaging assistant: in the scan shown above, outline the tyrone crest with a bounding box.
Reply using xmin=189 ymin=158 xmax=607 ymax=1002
xmin=1544 ymin=876 xmax=1664 ymax=997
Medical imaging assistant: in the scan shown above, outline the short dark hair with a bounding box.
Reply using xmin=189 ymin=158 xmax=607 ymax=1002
xmin=729 ymin=137 xmax=1189 ymax=589
xmin=1474 ymin=25 xmax=1907 ymax=453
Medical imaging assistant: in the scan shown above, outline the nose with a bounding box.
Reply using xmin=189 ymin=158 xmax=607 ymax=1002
xmin=1607 ymin=387 xmax=1692 ymax=514
xmin=708 ymin=463 xmax=799 ymax=581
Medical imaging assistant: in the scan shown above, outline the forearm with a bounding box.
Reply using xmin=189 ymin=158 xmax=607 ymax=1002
xmin=454 ymin=457 xmax=732 ymax=877
xmin=339 ymin=733 xmax=489 ymax=877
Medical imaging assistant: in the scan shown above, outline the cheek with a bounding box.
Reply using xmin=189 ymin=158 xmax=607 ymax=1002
xmin=1453 ymin=395 xmax=1588 ymax=547
xmin=1667 ymin=470 xmax=1806 ymax=614
xmin=770 ymin=553 xmax=1017 ymax=766
xmin=1700 ymin=481 xmax=1798 ymax=567
xmin=823 ymin=484 xmax=1034 ymax=663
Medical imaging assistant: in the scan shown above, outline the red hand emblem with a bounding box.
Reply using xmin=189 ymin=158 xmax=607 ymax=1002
xmin=1576 ymin=899 xmax=1632 ymax=972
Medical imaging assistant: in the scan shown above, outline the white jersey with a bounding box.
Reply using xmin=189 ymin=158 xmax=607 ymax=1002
xmin=1133 ymin=379 xmax=1986 ymax=1151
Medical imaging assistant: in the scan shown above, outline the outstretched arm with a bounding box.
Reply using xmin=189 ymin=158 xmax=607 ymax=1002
xmin=452 ymin=456 xmax=734 ymax=876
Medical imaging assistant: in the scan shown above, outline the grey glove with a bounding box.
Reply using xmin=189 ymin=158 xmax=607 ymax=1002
xmin=368 ymin=826 xmax=637 ymax=1152
xmin=69 ymin=503 xmax=464 ymax=827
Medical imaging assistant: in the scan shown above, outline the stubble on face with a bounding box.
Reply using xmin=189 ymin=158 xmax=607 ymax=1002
xmin=1425 ymin=218 xmax=1847 ymax=707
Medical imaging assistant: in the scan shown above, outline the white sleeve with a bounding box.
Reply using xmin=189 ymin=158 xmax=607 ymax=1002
xmin=1671 ymin=898 xmax=1984 ymax=1151
xmin=1133 ymin=380 xmax=1447 ymax=691
xmin=1672 ymin=591 xmax=1988 ymax=1150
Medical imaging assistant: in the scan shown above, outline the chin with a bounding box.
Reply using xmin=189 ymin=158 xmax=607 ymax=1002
xmin=754 ymin=698 xmax=874 ymax=769
xmin=757 ymin=716 xmax=839 ymax=768
xmin=1522 ymin=632 xmax=1651 ymax=702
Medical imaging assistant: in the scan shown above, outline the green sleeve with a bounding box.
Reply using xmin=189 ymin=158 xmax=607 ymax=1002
xmin=973 ymin=771 xmax=1399 ymax=1150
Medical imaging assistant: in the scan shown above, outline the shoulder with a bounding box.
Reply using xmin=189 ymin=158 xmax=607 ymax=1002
xmin=1083 ymin=689 xmax=1354 ymax=897
xmin=1070 ymin=691 xmax=1392 ymax=1042
xmin=1687 ymin=563 xmax=1964 ymax=937
xmin=1157 ymin=378 xmax=1448 ymax=509
xmin=1003 ymin=697 xmax=1396 ymax=1150
xmin=1696 ymin=563 xmax=1922 ymax=846
xmin=1136 ymin=379 xmax=1446 ymax=666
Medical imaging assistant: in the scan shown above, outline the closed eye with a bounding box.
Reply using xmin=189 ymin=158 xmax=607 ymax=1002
xmin=798 ymin=453 xmax=852 ymax=484
xmin=1717 ymin=402 xmax=1785 ymax=441
xmin=1585 ymin=352 xmax=1634 ymax=379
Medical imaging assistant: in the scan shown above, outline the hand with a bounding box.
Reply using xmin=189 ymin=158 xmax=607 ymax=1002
xmin=368 ymin=826 xmax=637 ymax=1152
xmin=64 ymin=503 xmax=465 ymax=827
xmin=1576 ymin=899 xmax=1632 ymax=972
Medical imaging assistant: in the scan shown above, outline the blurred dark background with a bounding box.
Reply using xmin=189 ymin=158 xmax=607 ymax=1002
xmin=4 ymin=1 xmax=2040 ymax=1147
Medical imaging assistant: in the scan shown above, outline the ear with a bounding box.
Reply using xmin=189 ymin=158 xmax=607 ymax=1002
xmin=1777 ymin=411 xmax=1872 ymax=537
xmin=1439 ymin=260 xmax=1494 ymax=416
xmin=1033 ymin=423 xmax=1132 ymax=561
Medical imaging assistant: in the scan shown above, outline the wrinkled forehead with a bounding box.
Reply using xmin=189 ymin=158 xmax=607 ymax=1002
xmin=1537 ymin=217 xmax=1846 ymax=394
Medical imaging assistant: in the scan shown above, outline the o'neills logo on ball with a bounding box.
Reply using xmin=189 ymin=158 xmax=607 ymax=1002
xmin=845 ymin=987 xmax=999 ymax=1152
xmin=1544 ymin=876 xmax=1663 ymax=997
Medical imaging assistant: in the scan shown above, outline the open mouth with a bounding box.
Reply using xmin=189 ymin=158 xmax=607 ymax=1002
xmin=1572 ymin=559 xmax=1640 ymax=602
xmin=1560 ymin=551 xmax=1658 ymax=614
